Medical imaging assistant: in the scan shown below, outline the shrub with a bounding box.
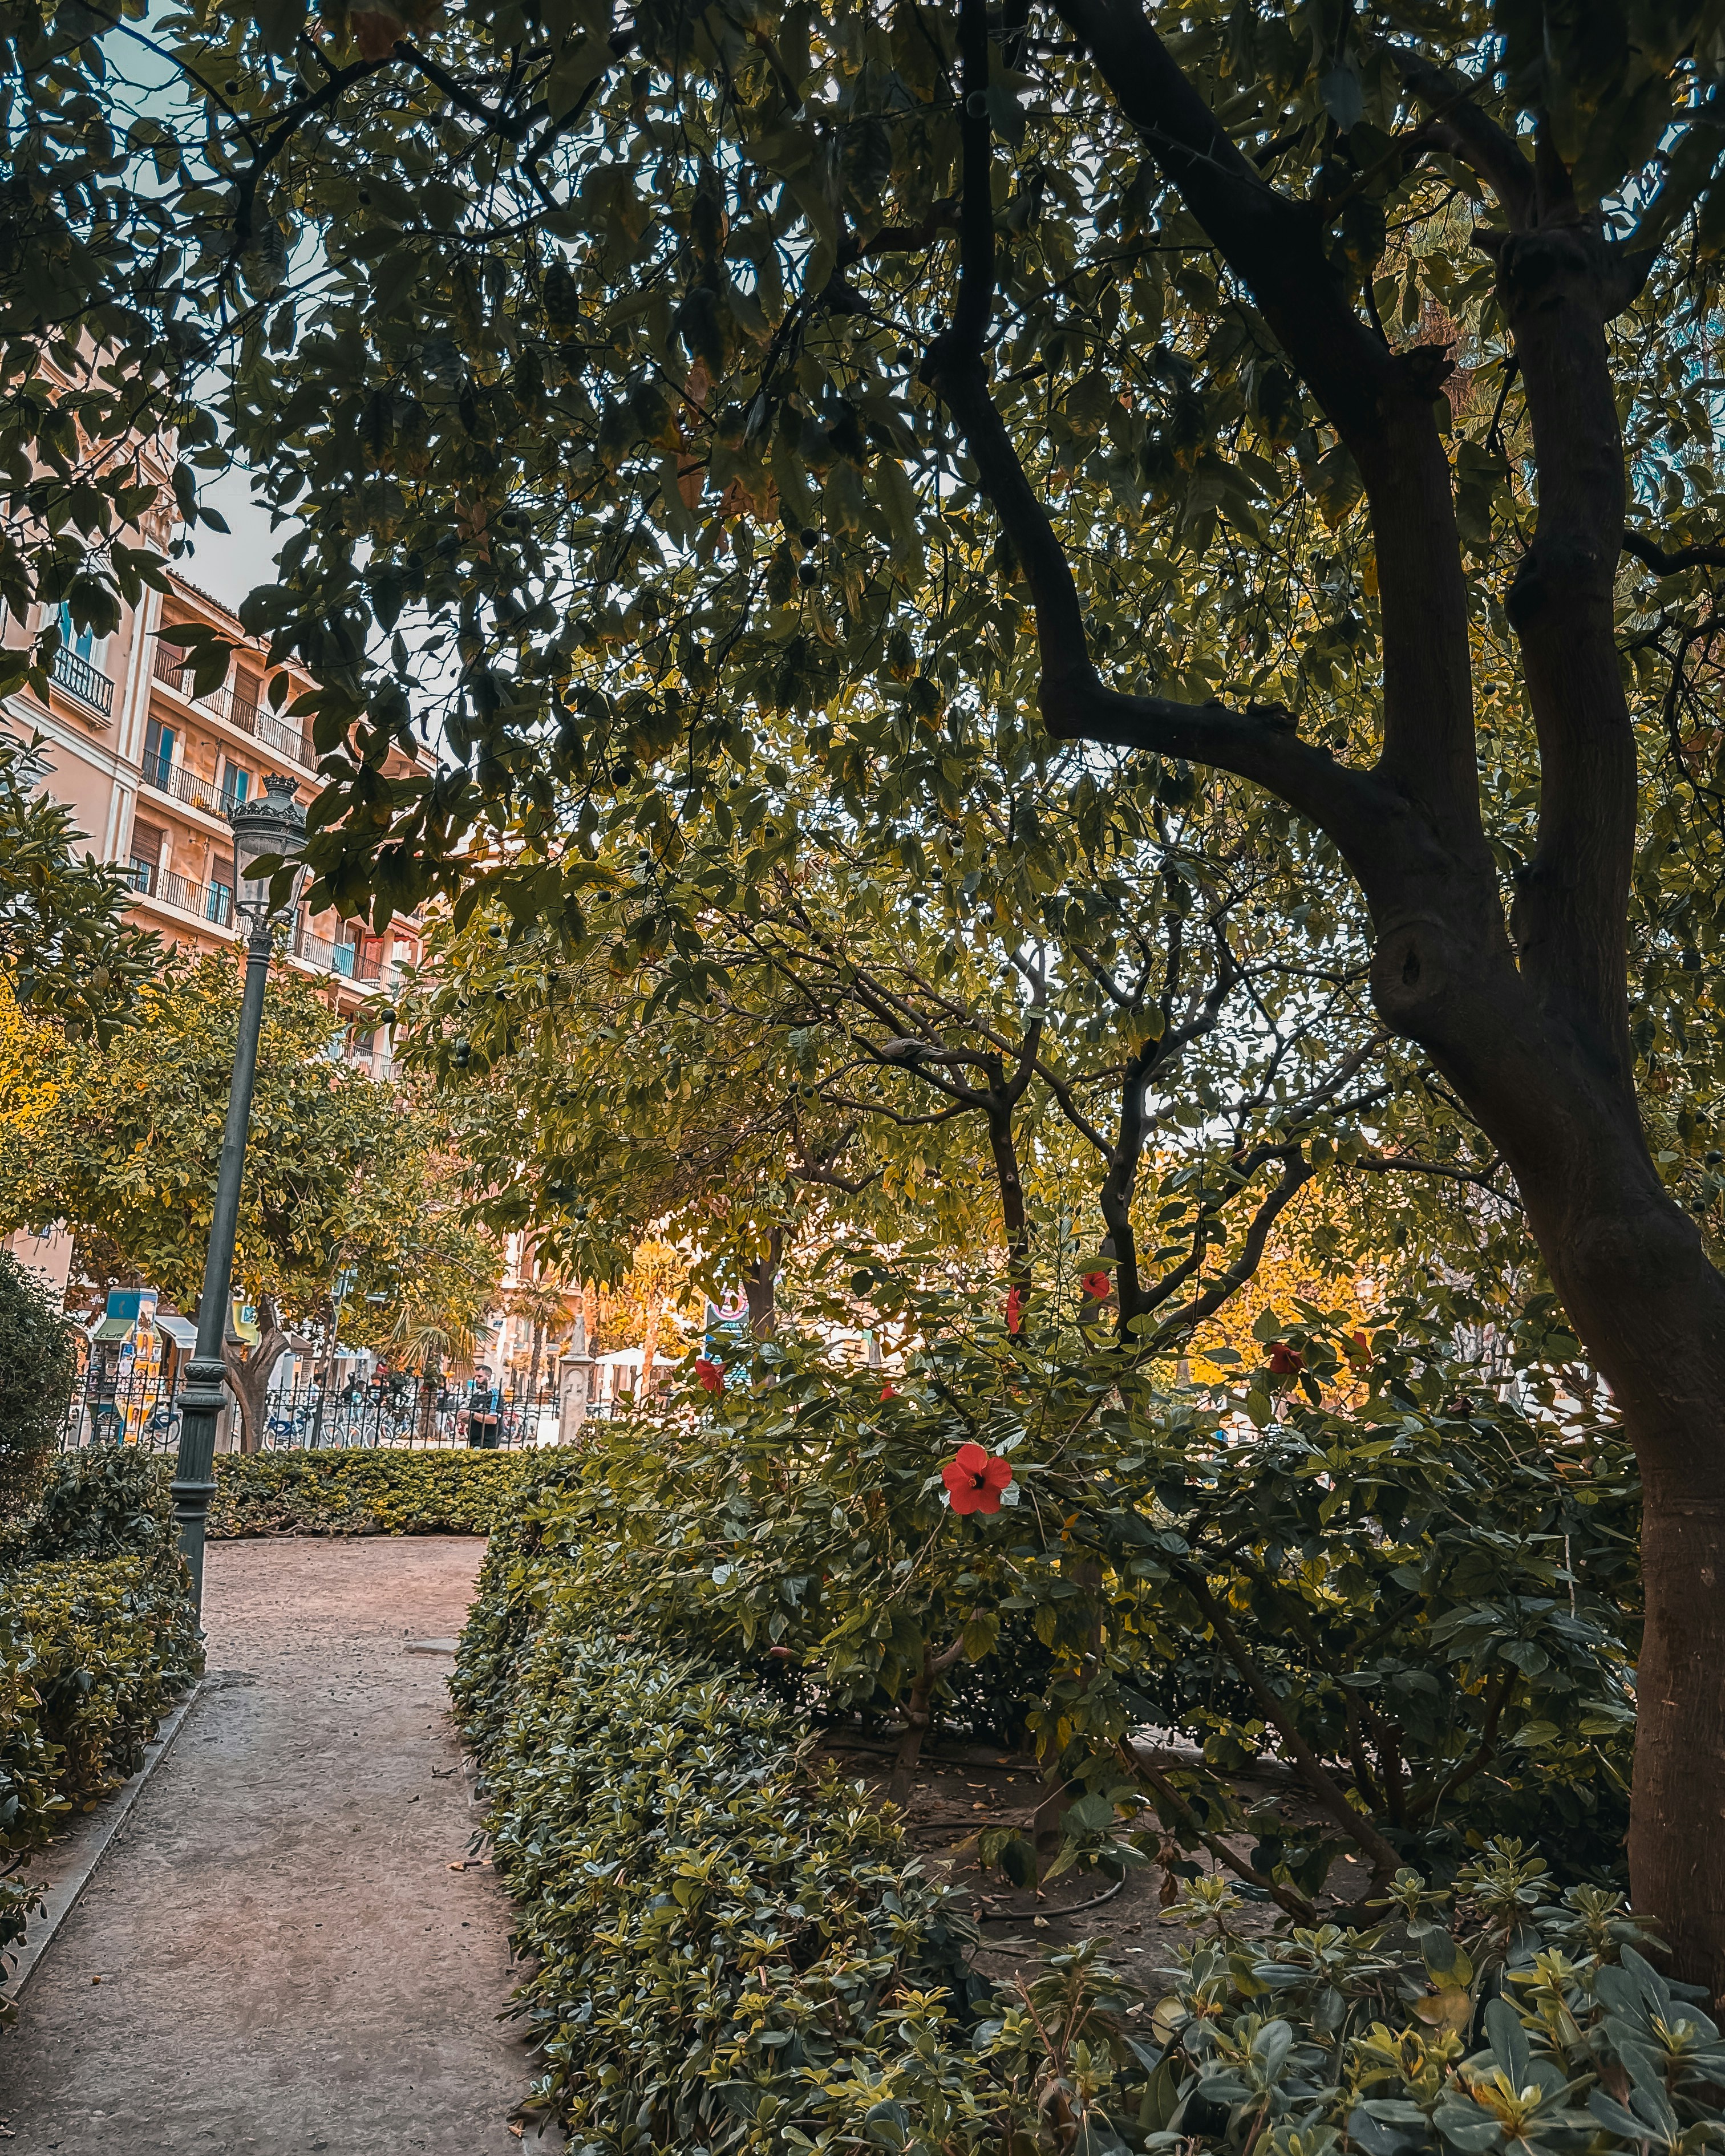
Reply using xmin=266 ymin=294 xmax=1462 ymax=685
xmin=487 ymin=1291 xmax=1638 ymax=1902
xmin=455 ymin=1617 xmax=984 ymax=2142
xmin=0 ymin=1551 xmax=201 ymax=1801
xmin=457 ymin=1472 xmax=1722 ymax=2156
xmin=0 ymin=1250 xmax=76 ymax=1525
xmin=204 ymin=1445 xmax=558 ymax=1538
xmin=5 ymin=1446 xmax=178 ymax=1564
xmin=0 ymin=1542 xmax=202 ymax=2008
xmin=453 ymin=1470 xmax=983 ymax=2135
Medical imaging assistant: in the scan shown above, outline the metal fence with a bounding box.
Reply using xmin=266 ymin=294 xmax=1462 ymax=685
xmin=59 ymin=1360 xmax=568 ymax=1454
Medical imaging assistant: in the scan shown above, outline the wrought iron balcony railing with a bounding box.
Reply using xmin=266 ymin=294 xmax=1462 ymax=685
xmin=52 ymin=643 xmax=115 ymax=716
xmin=152 ymin=641 xmax=314 ymax=768
xmin=141 ymin=756 xmax=225 ymax=817
xmin=128 ymin=861 xmax=233 ymax=927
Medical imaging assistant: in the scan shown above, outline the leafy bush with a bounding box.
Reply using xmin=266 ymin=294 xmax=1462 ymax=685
xmin=454 ymin=1615 xmax=983 ymax=2141
xmin=0 ymin=1542 xmax=202 ymax=2007
xmin=457 ymin=1472 xmax=1720 ymax=2156
xmin=0 ymin=1249 xmax=76 ymax=1524
xmin=5 ymin=1446 xmax=179 ymax=1564
xmin=204 ymin=1445 xmax=561 ymax=1538
xmin=489 ymin=1290 xmax=1637 ymax=1901
xmin=1 ymin=1551 xmax=201 ymax=1802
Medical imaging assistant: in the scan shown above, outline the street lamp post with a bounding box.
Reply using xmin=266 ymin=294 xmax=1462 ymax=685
xmin=170 ymin=772 xmax=307 ymax=1615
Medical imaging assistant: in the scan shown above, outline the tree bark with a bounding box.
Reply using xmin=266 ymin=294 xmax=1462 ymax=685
xmin=743 ymin=1226 xmax=784 ymax=1338
xmin=986 ymin=1089 xmax=1030 ymax=1290
xmin=525 ymin=1320 xmax=544 ymax=1411
xmin=221 ymin=1296 xmax=292 ymax=1454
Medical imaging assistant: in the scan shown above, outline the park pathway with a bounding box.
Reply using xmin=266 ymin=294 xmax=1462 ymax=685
xmin=0 ymin=1537 xmax=533 ymax=2153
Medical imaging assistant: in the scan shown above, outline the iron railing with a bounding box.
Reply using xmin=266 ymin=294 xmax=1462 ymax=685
xmin=129 ymin=861 xmax=233 ymax=926
xmin=292 ymin=926 xmax=398 ymax=986
xmin=141 ymin=756 xmax=225 ymax=817
xmin=153 ymin=641 xmax=314 ymax=769
xmin=60 ymin=1362 xmax=569 ymax=1454
xmin=52 ymin=643 xmax=115 ymax=716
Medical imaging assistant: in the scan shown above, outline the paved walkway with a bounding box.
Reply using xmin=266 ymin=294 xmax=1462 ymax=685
xmin=1 ymin=1537 xmax=533 ymax=2152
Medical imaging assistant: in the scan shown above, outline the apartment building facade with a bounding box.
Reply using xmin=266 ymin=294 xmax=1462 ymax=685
xmin=5 ymin=559 xmax=429 ymax=1069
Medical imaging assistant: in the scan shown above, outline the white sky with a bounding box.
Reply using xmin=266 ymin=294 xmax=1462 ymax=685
xmin=175 ymin=463 xmax=295 ymax=614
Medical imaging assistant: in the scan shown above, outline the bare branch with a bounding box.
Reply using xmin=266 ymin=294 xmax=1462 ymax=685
xmin=1623 ymin=529 xmax=1725 ymax=576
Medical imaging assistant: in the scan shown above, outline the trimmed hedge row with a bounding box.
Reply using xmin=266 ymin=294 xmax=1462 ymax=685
xmin=205 ymin=1446 xmax=559 ymax=1538
xmin=456 ymin=1459 xmax=1725 ymax=2156
xmin=2 ymin=1453 xmax=201 ymax=2005
xmin=452 ymin=1513 xmax=986 ymax=2146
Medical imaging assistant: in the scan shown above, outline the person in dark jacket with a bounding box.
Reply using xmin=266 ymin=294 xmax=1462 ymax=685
xmin=466 ymin=1369 xmax=502 ymax=1448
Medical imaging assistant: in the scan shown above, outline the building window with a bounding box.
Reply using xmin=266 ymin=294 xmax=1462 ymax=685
xmin=56 ymin=603 xmax=103 ymax=666
xmin=144 ymin=718 xmax=176 ymax=791
xmin=206 ymin=881 xmax=233 ymax=928
xmin=129 ymin=818 xmax=166 ymax=897
xmin=221 ymin=761 xmax=251 ymax=809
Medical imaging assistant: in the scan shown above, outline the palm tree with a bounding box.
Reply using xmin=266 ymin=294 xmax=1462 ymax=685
xmin=390 ymin=1310 xmax=479 ymax=1444
xmin=503 ymin=1267 xmax=571 ymax=1425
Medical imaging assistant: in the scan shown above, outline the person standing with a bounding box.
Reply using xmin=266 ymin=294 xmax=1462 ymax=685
xmin=466 ymin=1368 xmax=501 ymax=1449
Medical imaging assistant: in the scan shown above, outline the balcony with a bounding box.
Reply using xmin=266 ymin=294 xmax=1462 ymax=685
xmin=128 ymin=861 xmax=234 ymax=929
xmin=52 ymin=643 xmax=115 ymax=717
xmin=153 ymin=642 xmax=314 ymax=769
xmin=141 ymin=756 xmax=225 ymax=818
xmin=293 ymin=926 xmax=399 ymax=987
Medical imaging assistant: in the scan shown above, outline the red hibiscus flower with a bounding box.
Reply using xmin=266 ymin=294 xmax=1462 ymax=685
xmin=1005 ymin=1286 xmax=1024 ymax=1334
xmin=880 ymin=1381 xmax=898 ymax=1400
xmin=942 ymin=1441 xmax=1014 ymax=1515
xmin=1081 ymin=1271 xmax=1111 ymax=1300
xmin=694 ymin=1357 xmax=724 ymax=1393
xmin=1266 ymin=1342 xmax=1303 ymax=1376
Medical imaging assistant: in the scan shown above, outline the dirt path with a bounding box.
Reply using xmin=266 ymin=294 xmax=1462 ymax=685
xmin=0 ymin=1537 xmax=534 ymax=2153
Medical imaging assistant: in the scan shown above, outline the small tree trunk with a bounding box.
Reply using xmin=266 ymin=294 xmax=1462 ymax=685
xmin=525 ymin=1321 xmax=544 ymax=1410
xmin=743 ymin=1227 xmax=784 ymax=1338
xmin=221 ymin=1298 xmax=292 ymax=1454
xmin=889 ymin=1635 xmax=969 ymax=1803
xmin=986 ymin=1097 xmax=1030 ymax=1288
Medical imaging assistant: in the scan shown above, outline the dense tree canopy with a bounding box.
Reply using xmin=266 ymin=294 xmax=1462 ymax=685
xmin=14 ymin=0 xmax=1725 ymax=1987
xmin=0 ymin=732 xmax=159 ymax=1040
xmin=0 ymin=950 xmax=500 ymax=1442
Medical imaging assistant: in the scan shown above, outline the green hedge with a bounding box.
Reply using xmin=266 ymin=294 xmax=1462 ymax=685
xmin=452 ymin=1516 xmax=985 ymax=2145
xmin=5 ymin=1448 xmax=181 ymax=1565
xmin=205 ymin=1446 xmax=563 ymax=1538
xmin=456 ymin=1466 xmax=1725 ymax=2155
xmin=1 ymin=1456 xmax=201 ymax=2007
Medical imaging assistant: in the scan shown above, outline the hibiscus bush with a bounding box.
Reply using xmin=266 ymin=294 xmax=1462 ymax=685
xmin=522 ymin=1278 xmax=1635 ymax=1906
xmin=459 ymin=1450 xmax=1708 ymax=2155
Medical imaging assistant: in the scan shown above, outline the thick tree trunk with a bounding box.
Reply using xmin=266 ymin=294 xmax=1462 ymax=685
xmin=1480 ymin=1084 xmax=1725 ymax=2000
